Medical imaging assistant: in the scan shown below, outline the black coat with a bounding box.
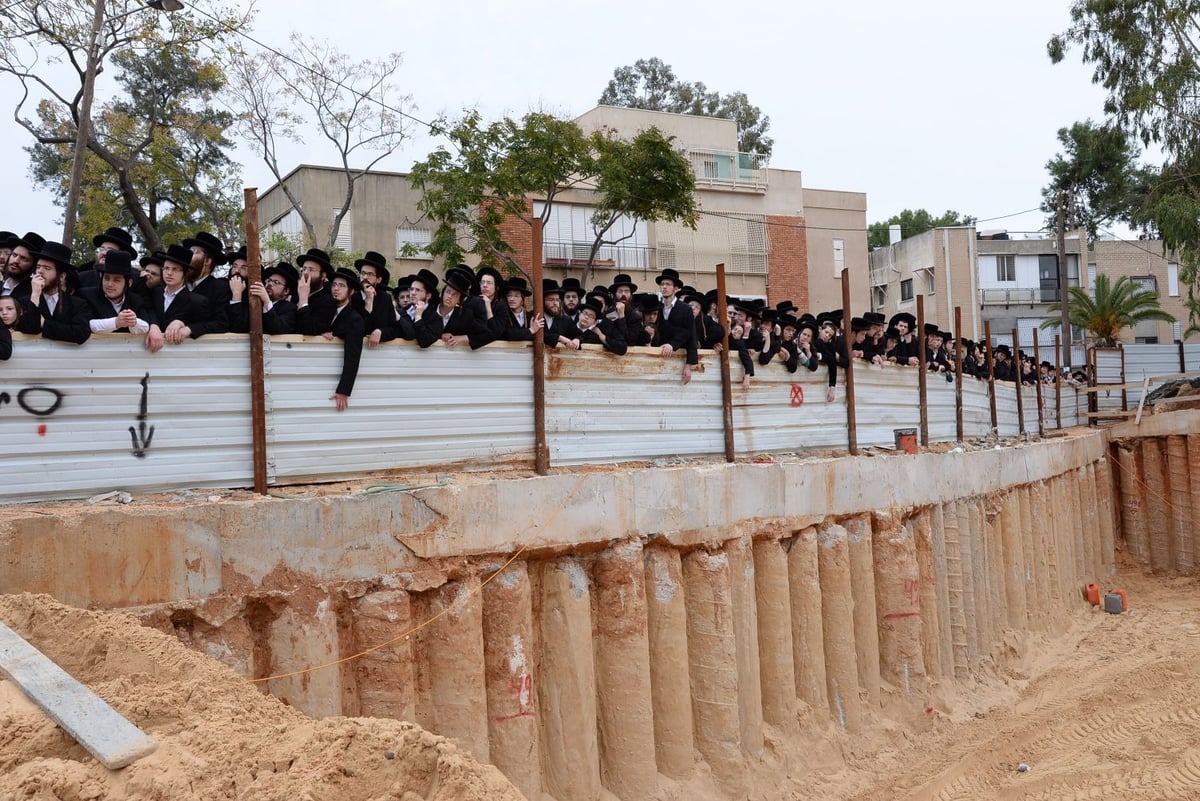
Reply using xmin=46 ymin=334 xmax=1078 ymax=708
xmin=17 ymin=292 xmax=92 ymax=344
xmin=579 ymin=316 xmax=627 ymax=355
xmin=656 ymin=299 xmax=698 ymax=364
xmin=150 ymin=285 xmax=210 ymax=331
xmin=399 ymin=302 xmax=444 ymax=348
xmin=729 ymin=326 xmax=763 ymax=377
xmin=229 ymin=297 xmax=298 ymax=335
xmin=296 ymin=302 xmax=365 ymax=397
xmin=543 ymin=312 xmax=580 ymax=348
xmin=439 ymin=302 xmax=493 ymax=349
xmin=0 ymin=324 xmax=10 ymax=360
xmin=186 ymin=274 xmax=231 ymax=338
xmin=79 ymin=286 xmax=151 ymax=333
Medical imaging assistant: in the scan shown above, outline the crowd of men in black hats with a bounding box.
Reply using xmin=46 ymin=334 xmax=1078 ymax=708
xmin=0 ymin=227 xmax=1074 ymax=410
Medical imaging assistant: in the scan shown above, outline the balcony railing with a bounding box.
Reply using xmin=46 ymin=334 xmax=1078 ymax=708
xmin=980 ymin=287 xmax=1062 ymax=306
xmin=685 ymin=149 xmax=768 ymax=192
xmin=543 ymin=241 xmax=653 ymax=271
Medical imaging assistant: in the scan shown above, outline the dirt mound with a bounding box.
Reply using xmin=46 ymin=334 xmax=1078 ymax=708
xmin=0 ymin=594 xmax=522 ymax=801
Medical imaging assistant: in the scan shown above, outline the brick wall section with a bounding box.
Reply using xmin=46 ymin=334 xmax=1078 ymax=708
xmin=766 ymin=214 xmax=809 ymax=310
xmin=492 ymin=198 xmax=534 ymax=276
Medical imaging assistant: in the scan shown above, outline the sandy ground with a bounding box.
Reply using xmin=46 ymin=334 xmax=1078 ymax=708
xmin=2 ymin=561 xmax=1196 ymax=801
xmin=792 ymin=562 xmax=1200 ymax=801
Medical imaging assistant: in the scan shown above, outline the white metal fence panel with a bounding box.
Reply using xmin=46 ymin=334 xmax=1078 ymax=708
xmin=731 ymin=360 xmax=848 ymax=454
xmin=925 ymin=372 xmax=959 ymax=442
xmin=961 ymin=378 xmax=992 ymax=436
xmin=1123 ymin=344 xmax=1184 ymax=406
xmin=853 ymin=366 xmax=921 ymax=448
xmin=994 ymin=382 xmax=1021 ymax=437
xmin=1093 ymin=348 xmax=1125 ymax=414
xmin=268 ymin=338 xmax=535 ymax=481
xmin=1186 ymin=344 xmax=1200 ymax=371
xmin=1 ymin=335 xmax=256 ymax=503
xmin=546 ymin=345 xmax=723 ymax=465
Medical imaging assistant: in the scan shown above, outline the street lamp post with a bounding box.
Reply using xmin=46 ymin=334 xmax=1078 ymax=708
xmin=61 ymin=0 xmax=184 ymax=247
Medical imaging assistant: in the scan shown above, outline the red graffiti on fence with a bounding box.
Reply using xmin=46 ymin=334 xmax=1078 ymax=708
xmin=790 ymin=384 xmax=804 ymax=407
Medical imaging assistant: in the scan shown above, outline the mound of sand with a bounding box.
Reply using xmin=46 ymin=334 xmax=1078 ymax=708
xmin=0 ymin=593 xmax=522 ymax=801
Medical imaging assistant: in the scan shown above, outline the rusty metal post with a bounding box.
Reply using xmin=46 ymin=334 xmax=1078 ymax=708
xmin=954 ymin=305 xmax=963 ymax=443
xmin=916 ymin=295 xmax=928 ymax=446
xmin=1013 ymin=328 xmax=1025 ymax=435
xmin=532 ymin=218 xmax=548 ymax=475
xmin=1120 ymin=346 xmax=1128 ymax=412
xmin=1181 ymin=338 xmax=1187 ymax=372
xmin=1055 ymin=334 xmax=1063 ymax=430
xmin=716 ymin=264 xmax=735 ymax=462
xmin=984 ymin=321 xmax=998 ymax=434
xmin=1032 ymin=327 xmax=1045 ymax=437
xmin=841 ymin=268 xmax=858 ymax=455
xmin=243 ymin=188 xmax=268 ymax=495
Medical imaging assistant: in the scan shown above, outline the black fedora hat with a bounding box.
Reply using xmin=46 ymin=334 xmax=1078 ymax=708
xmin=354 ymin=250 xmax=391 ymax=286
xmin=140 ymin=251 xmax=166 ymax=268
xmin=296 ymin=247 xmax=333 ymax=275
xmin=92 ymin=226 xmax=137 ymax=257
xmin=16 ymin=232 xmax=45 ymax=253
xmin=580 ymin=296 xmax=605 ymax=317
xmin=889 ymin=311 xmax=917 ymax=329
xmin=411 ymin=268 xmax=440 ymax=293
xmin=98 ymin=250 xmax=134 ymax=277
xmin=542 ymin=278 xmax=564 ymax=298
xmin=443 ymin=268 xmax=474 ymax=298
xmin=864 ymin=311 xmax=886 ymax=325
xmin=0 ymin=231 xmax=15 ymax=247
xmin=923 ymin=322 xmax=939 ymax=336
xmin=797 ymin=317 xmax=819 ymax=338
xmin=31 ymin=240 xmax=74 ymax=271
xmin=162 ymin=243 xmax=195 ymax=268
xmin=609 ymin=273 xmax=638 ymax=293
xmin=330 ymin=267 xmax=362 ymax=293
xmin=503 ymin=276 xmax=532 ymax=297
xmin=181 ymin=231 xmax=226 ymax=265
xmin=226 ymin=244 xmax=247 ymax=263
xmin=635 ymin=292 xmax=662 ymax=313
xmin=655 ymin=267 xmax=683 ymax=286
xmin=561 ymin=276 xmax=583 ymax=293
xmin=396 ymin=274 xmax=415 ymax=291
xmin=775 ymin=300 xmax=798 ymax=315
xmin=851 ymin=316 xmax=869 ymax=333
xmin=778 ymin=313 xmax=799 ymax=330
xmin=263 ymin=261 xmax=299 ymax=292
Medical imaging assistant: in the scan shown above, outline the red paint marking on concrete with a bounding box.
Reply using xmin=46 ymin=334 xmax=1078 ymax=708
xmin=37 ymin=424 xmax=47 ymax=436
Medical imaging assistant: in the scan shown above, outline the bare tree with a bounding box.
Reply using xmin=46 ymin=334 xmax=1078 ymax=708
xmin=227 ymin=34 xmax=411 ymax=251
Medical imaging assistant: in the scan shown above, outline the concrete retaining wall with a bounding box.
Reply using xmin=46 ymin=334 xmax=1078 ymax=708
xmin=0 ymin=428 xmax=1118 ymax=801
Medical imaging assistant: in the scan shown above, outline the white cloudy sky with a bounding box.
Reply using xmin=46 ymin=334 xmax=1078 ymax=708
xmin=0 ymin=0 xmax=1116 ymax=241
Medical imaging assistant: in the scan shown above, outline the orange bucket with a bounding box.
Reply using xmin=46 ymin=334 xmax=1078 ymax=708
xmin=894 ymin=428 xmax=918 ymax=455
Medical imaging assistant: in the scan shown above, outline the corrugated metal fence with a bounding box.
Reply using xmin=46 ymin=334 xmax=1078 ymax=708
xmin=1 ymin=333 xmax=1147 ymax=504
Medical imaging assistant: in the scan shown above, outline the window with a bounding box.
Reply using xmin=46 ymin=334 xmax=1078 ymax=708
xmin=832 ymin=238 xmax=845 ymax=277
xmin=535 ymin=201 xmax=650 ymax=269
xmin=1168 ymin=263 xmax=1180 ymax=297
xmin=922 ymin=267 xmax=935 ymax=295
xmin=996 ymin=255 xmax=1015 ymax=282
xmin=396 ymin=227 xmax=433 ymax=259
xmin=873 ymin=286 xmax=887 ymax=309
xmin=331 ymin=208 xmax=352 ymax=252
xmin=900 ymin=278 xmax=914 ymax=302
xmin=1135 ymin=318 xmax=1159 ymax=343
xmin=1132 ymin=276 xmax=1157 ymax=295
xmin=1173 ymin=321 xmax=1184 ymax=342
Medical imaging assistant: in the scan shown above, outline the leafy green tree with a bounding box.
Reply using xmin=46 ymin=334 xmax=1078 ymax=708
xmin=1040 ymin=121 xmax=1152 ymax=238
xmin=599 ymin=57 xmax=773 ymax=158
xmin=0 ymin=0 xmax=249 ymax=252
xmin=27 ymin=47 xmax=243 ymax=259
xmin=1050 ymin=1 xmax=1200 ymax=333
xmin=867 ymin=209 xmax=976 ymax=249
xmin=1041 ymin=274 xmax=1175 ymax=345
xmin=408 ymin=111 xmax=698 ymax=280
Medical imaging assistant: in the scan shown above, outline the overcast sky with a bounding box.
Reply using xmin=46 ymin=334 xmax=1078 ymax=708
xmin=0 ymin=0 xmax=1115 ymax=242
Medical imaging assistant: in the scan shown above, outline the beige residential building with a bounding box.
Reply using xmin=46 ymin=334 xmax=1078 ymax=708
xmin=257 ymin=106 xmax=867 ymax=314
xmin=1092 ymin=239 xmax=1191 ymax=344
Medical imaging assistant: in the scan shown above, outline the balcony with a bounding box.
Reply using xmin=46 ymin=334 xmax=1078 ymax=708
xmin=979 ymin=287 xmax=1062 ymax=306
xmin=543 ymin=240 xmax=653 ymax=271
xmin=685 ymin=149 xmax=768 ymax=192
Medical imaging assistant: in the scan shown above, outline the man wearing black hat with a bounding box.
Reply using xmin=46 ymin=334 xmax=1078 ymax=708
xmin=438 ymin=266 xmax=493 ymax=349
xmin=17 ymin=241 xmax=91 ymax=344
xmin=539 ymin=279 xmax=581 ymax=349
xmin=226 ymin=245 xmax=248 ymax=281
xmin=608 ymin=273 xmax=643 ymax=341
xmin=352 ymin=250 xmax=399 ymax=347
xmin=295 ymin=268 xmax=365 ymax=411
xmin=76 ymin=226 xmax=137 ymax=291
xmin=992 ymin=344 xmax=1016 ymax=382
xmin=2 ymin=232 xmax=43 ymax=299
xmin=80 ymin=251 xmax=151 ymax=334
xmin=576 ymin=295 xmax=627 ymax=355
xmin=145 ymin=244 xmax=212 ymax=352
xmin=560 ymin=276 xmax=583 ymax=322
xmin=654 ymin=267 xmax=699 ymax=383
xmin=888 ymin=312 xmax=920 ymax=367
xmin=494 ymin=276 xmax=546 ymax=342
xmin=229 ymin=262 xmax=298 ymax=335
xmin=390 ymin=268 xmax=440 ymax=347
xmin=171 ymin=231 xmax=231 ymax=339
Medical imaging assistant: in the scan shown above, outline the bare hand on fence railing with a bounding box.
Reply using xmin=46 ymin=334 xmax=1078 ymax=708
xmin=661 ymin=344 xmax=675 ymax=357
xmin=145 ymin=326 xmax=164 ymax=353
xmin=367 ymin=329 xmax=383 ymax=348
xmin=683 ymin=363 xmax=692 ymax=385
xmin=330 ymin=392 xmax=349 ymax=412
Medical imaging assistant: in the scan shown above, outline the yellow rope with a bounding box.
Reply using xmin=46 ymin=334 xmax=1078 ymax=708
xmin=250 ymin=474 xmax=588 ymax=684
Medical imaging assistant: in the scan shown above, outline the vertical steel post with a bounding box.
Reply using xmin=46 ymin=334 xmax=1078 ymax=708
xmin=716 ymin=264 xmax=735 ymax=462
xmin=532 ymin=218 xmax=548 ymax=475
xmin=842 ymin=268 xmax=858 ymax=455
xmin=243 ymin=188 xmax=268 ymax=495
xmin=1032 ymin=328 xmax=1045 ymax=437
xmin=916 ymin=295 xmax=928 ymax=446
xmin=954 ymin=306 xmax=963 ymax=443
xmin=1055 ymin=334 xmax=1063 ymax=430
xmin=984 ymin=321 xmax=998 ymax=434
xmin=1013 ymin=328 xmax=1025 ymax=435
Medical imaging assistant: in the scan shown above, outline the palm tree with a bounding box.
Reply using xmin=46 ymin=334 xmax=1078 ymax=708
xmin=1042 ymin=274 xmax=1175 ymax=346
